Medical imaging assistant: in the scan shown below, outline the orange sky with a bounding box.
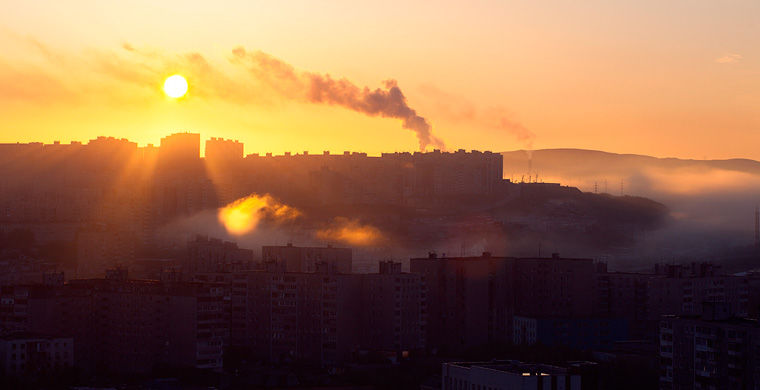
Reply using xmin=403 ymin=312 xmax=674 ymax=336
xmin=1 ymin=1 xmax=758 ymax=158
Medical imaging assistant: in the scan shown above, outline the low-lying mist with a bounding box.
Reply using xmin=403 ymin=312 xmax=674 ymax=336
xmin=157 ymin=193 xmax=395 ymax=271
xmin=503 ymin=149 xmax=760 ymax=271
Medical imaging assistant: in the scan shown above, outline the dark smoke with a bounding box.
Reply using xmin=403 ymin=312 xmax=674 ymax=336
xmin=231 ymin=47 xmax=444 ymax=151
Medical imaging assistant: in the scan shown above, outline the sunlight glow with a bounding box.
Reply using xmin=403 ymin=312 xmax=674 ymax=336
xmin=218 ymin=194 xmax=301 ymax=235
xmin=163 ymin=74 xmax=188 ymax=98
xmin=315 ymin=217 xmax=384 ymax=246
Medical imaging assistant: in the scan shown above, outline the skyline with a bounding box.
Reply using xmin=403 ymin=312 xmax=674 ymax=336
xmin=1 ymin=1 xmax=758 ymax=159
xmin=5 ymin=3 xmax=760 ymax=389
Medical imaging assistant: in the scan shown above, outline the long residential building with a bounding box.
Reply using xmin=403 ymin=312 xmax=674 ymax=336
xmin=596 ymin=262 xmax=751 ymax=341
xmin=261 ymin=244 xmax=352 ymax=274
xmin=0 ymin=272 xmax=226 ymax=374
xmin=410 ymin=252 xmax=598 ymax=352
xmin=659 ymin=303 xmax=760 ymax=390
xmin=228 ymin=261 xmax=426 ymax=365
xmin=0 ymin=333 xmax=74 ymax=376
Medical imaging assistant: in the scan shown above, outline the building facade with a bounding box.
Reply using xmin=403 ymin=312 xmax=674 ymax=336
xmin=262 ymin=244 xmax=352 ymax=274
xmin=659 ymin=303 xmax=760 ymax=390
xmin=0 ymin=333 xmax=73 ymax=376
xmin=7 ymin=276 xmax=226 ymax=374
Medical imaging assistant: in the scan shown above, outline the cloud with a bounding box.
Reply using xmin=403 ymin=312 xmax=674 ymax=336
xmin=715 ymin=53 xmax=743 ymax=64
xmin=0 ymin=61 xmax=73 ymax=103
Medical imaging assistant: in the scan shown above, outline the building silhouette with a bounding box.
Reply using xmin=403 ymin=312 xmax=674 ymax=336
xmin=262 ymin=243 xmax=352 ymax=274
xmin=660 ymin=302 xmax=760 ymax=390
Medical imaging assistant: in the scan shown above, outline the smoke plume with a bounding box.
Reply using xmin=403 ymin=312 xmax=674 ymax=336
xmin=231 ymin=47 xmax=444 ymax=151
xmin=418 ymin=84 xmax=533 ymax=149
xmin=483 ymin=107 xmax=535 ymax=149
xmin=1 ymin=36 xmax=445 ymax=151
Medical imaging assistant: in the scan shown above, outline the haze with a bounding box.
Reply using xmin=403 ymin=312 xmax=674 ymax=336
xmin=2 ymin=0 xmax=759 ymax=159
xmin=6 ymin=3 xmax=760 ymax=389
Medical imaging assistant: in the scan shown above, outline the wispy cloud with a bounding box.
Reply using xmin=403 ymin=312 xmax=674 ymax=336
xmin=0 ymin=36 xmax=444 ymax=151
xmin=418 ymin=84 xmax=535 ymax=149
xmin=715 ymin=53 xmax=743 ymax=64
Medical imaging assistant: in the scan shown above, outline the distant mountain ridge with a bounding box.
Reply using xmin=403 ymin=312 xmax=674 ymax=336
xmin=502 ymin=148 xmax=760 ymax=178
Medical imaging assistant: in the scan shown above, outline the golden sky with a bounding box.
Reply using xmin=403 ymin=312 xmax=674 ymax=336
xmin=1 ymin=1 xmax=758 ymax=158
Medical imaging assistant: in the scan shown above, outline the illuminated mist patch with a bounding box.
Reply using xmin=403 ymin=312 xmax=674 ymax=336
xmin=316 ymin=217 xmax=384 ymax=247
xmin=218 ymin=195 xmax=385 ymax=246
xmin=218 ymin=194 xmax=301 ymax=235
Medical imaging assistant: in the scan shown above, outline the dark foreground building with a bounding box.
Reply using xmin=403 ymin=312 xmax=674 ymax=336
xmin=228 ymin=261 xmax=426 ymax=366
xmin=659 ymin=302 xmax=760 ymax=390
xmin=442 ymin=361 xmax=596 ymax=390
xmin=0 ymin=272 xmax=226 ymax=374
xmin=0 ymin=333 xmax=73 ymax=376
xmin=410 ymin=252 xmax=605 ymax=352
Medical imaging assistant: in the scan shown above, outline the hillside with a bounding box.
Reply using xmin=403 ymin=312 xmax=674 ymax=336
xmin=501 ymin=149 xmax=760 ymax=265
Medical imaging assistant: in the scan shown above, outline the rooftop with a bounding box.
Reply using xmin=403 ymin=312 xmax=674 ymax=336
xmin=0 ymin=331 xmax=73 ymax=341
xmin=447 ymin=360 xmax=571 ymax=376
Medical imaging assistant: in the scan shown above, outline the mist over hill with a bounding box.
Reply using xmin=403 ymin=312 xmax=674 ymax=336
xmin=0 ymin=137 xmax=675 ymax=274
xmin=502 ymin=149 xmax=760 ymax=269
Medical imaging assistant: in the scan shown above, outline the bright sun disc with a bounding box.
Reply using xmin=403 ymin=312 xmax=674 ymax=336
xmin=163 ymin=74 xmax=188 ymax=98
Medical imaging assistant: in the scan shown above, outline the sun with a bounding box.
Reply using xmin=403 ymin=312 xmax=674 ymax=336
xmin=163 ymin=74 xmax=188 ymax=98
